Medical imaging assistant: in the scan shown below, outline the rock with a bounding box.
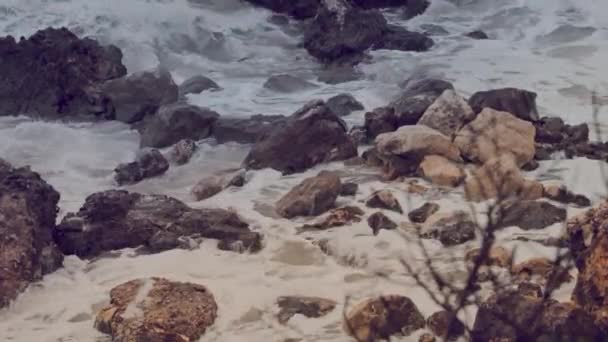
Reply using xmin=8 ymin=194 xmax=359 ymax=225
xmin=263 ymin=74 xmax=318 ymax=93
xmin=213 ymin=114 xmax=286 ymax=144
xmin=466 ymin=30 xmax=490 ymax=39
xmin=494 ymin=200 xmax=567 ymax=230
xmin=340 ymin=182 xmax=358 ymax=196
xmin=362 ymin=148 xmax=384 ymax=167
xmin=418 ymin=333 xmax=436 ymax=342
xmin=389 ymin=78 xmax=454 ymax=127
xmin=401 ymin=0 xmax=431 ymax=19
xmin=418 ymin=89 xmax=476 ymax=138
xmin=372 ymin=25 xmax=434 ymax=52
xmin=138 ymin=103 xmax=219 ymax=148
xmin=100 ymin=68 xmax=179 ymax=124
xmin=178 ymin=75 xmax=220 ymax=96
xmin=191 ymin=169 xmax=247 ymax=201
xmin=543 ymin=184 xmax=591 ymax=207
xmin=317 ymin=63 xmax=364 ymax=84
xmin=455 ymin=108 xmax=536 ymax=167
xmin=368 ymin=212 xmax=398 ymax=235
xmin=277 ymin=296 xmax=336 ymax=324
xmin=472 ymin=290 xmax=605 ymax=341
xmin=518 ymin=282 xmax=543 ymax=298
xmin=114 ymin=149 xmax=169 ymax=185
xmin=464 ymin=154 xmax=543 ymax=202
xmin=364 ymin=106 xmax=398 ymax=140
xmin=53 ymin=190 xmax=262 ymax=257
xmin=243 ymin=0 xmax=320 ymax=20
xmin=408 ymin=202 xmax=439 ymax=223
xmin=366 ymin=190 xmax=403 ymax=213
xmin=326 ymin=93 xmax=364 ymax=117
xmin=298 ymin=206 xmax=364 ymax=232
xmin=345 ymin=295 xmax=425 ymax=341
xmin=419 ymin=155 xmax=465 ymax=187
xmin=422 ymin=211 xmax=477 ymax=246
xmin=465 ymin=246 xmax=512 ymax=268
xmin=511 ymin=257 xmax=572 ymax=287
xmin=421 ymin=24 xmax=449 ymax=36
xmin=95 ymin=278 xmax=217 ymax=341
xmin=276 ymin=171 xmax=342 ymax=218
xmin=0 ymin=27 xmax=126 ymax=119
xmin=468 ymin=88 xmax=539 ymax=122
xmin=244 ymin=100 xmax=357 ymax=174
xmin=0 ymin=164 xmax=63 ymax=308
xmin=426 ymin=311 xmax=465 ymax=340
xmin=376 ymin=125 xmax=462 ymax=162
xmin=167 ymin=139 xmax=197 ymax=165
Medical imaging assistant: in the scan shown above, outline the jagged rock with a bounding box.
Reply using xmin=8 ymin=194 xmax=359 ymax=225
xmin=114 ymin=149 xmax=169 ymax=185
xmin=418 ymin=89 xmax=476 ymax=138
xmin=178 ymin=75 xmax=220 ymax=96
xmin=263 ymin=74 xmax=318 ymax=93
xmin=243 ymin=0 xmax=320 ymax=20
xmin=0 ymin=163 xmax=63 ymax=308
xmin=388 ymin=78 xmax=454 ymax=128
xmin=426 ymin=311 xmax=465 ymax=340
xmin=326 ymin=93 xmax=364 ymax=117
xmin=138 ymin=103 xmax=219 ymax=148
xmin=213 ymin=114 xmax=286 ymax=144
xmin=468 ymin=88 xmax=539 ymax=122
xmin=419 ymin=155 xmax=465 ymax=187
xmin=494 ymin=200 xmax=567 ymax=230
xmin=53 ymin=190 xmax=262 ymax=257
xmin=376 ymin=125 xmax=462 ymax=163
xmin=368 ymin=212 xmax=398 ymax=235
xmin=244 ymin=100 xmax=357 ymax=174
xmin=466 ymin=30 xmax=490 ymax=39
xmin=276 ymin=171 xmax=342 ymax=218
xmin=422 ymin=211 xmax=477 ymax=246
xmin=167 ymin=139 xmax=197 ymax=165
xmin=0 ymin=27 xmax=126 ymax=119
xmin=408 ymin=202 xmax=439 ymax=223
xmin=366 ymin=190 xmax=403 ymax=213
xmin=465 ymin=246 xmax=512 ymax=268
xmin=277 ymin=296 xmax=336 ymax=324
xmin=345 ymin=295 xmax=425 ymax=341
xmin=340 ymin=182 xmax=359 ymax=196
xmin=454 ymin=108 xmax=536 ymax=167
xmin=298 ymin=206 xmax=364 ymax=232
xmin=543 ymin=184 xmax=591 ymax=207
xmin=95 ymin=278 xmax=217 ymax=341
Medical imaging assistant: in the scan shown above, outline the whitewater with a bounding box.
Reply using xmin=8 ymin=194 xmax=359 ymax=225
xmin=1 ymin=0 xmax=608 ymax=341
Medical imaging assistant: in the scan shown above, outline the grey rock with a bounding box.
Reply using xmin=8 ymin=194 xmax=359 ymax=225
xmin=114 ymin=149 xmax=169 ymax=185
xmin=263 ymin=74 xmax=318 ymax=93
xmin=178 ymin=75 xmax=221 ymax=96
xmin=326 ymin=93 xmax=364 ymax=117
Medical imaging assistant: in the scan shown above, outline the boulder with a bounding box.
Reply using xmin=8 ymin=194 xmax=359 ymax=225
xmin=276 ymin=296 xmax=336 ymax=324
xmin=368 ymin=212 xmax=398 ymax=235
xmin=178 ymin=75 xmax=220 ymax=97
xmin=326 ymin=93 xmax=364 ymax=117
xmin=100 ymin=68 xmax=179 ymax=124
xmin=426 ymin=311 xmax=465 ymax=340
xmin=465 ymin=246 xmax=512 ymax=268
xmin=53 ymin=190 xmax=262 ymax=257
xmin=0 ymin=163 xmax=63 ymax=308
xmin=454 ymin=108 xmax=536 ymax=167
xmin=419 ymin=155 xmax=465 ymax=187
xmin=389 ymin=78 xmax=454 ymax=127
xmin=422 ymin=211 xmax=477 ymax=246
xmin=372 ymin=25 xmax=434 ymax=52
xmin=213 ymin=114 xmax=286 ymax=144
xmin=494 ymin=200 xmax=567 ymax=230
xmin=364 ymin=106 xmax=398 ymax=140
xmin=345 ymin=295 xmax=425 ymax=341
xmin=297 ymin=206 xmax=364 ymax=232
xmin=138 ymin=103 xmax=219 ymax=148
xmin=95 ymin=278 xmax=217 ymax=341
xmin=263 ymin=74 xmax=318 ymax=93
xmin=408 ymin=202 xmax=439 ymax=223
xmin=114 ymin=149 xmax=169 ymax=186
xmin=376 ymin=125 xmax=462 ymax=162
xmin=243 ymin=0 xmax=320 ymax=20
xmin=167 ymin=139 xmax=197 ymax=165
xmin=468 ymin=88 xmax=539 ymax=122
xmin=243 ymin=100 xmax=357 ymax=174
xmin=366 ymin=190 xmax=403 ymax=213
xmin=0 ymin=27 xmax=126 ymax=119
xmin=276 ymin=171 xmax=342 ymax=218
xmin=418 ymin=89 xmax=476 ymax=138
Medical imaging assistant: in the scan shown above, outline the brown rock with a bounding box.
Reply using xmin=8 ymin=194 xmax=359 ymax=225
xmin=518 ymin=282 xmax=543 ymax=298
xmin=368 ymin=212 xmax=398 ymax=235
xmin=277 ymin=296 xmax=336 ymax=324
xmin=408 ymin=202 xmax=440 ymax=223
xmin=494 ymin=200 xmax=567 ymax=230
xmin=419 ymin=155 xmax=465 ymax=187
xmin=298 ymin=206 xmax=364 ymax=232
xmin=422 ymin=211 xmax=477 ymax=246
xmin=276 ymin=171 xmax=342 ymax=218
xmin=366 ymin=190 xmax=403 ymax=213
xmin=167 ymin=139 xmax=196 ymax=165
xmin=465 ymin=246 xmax=512 ymax=268
xmin=426 ymin=311 xmax=465 ymax=340
xmin=192 ymin=176 xmax=224 ymax=201
xmin=418 ymin=332 xmax=436 ymax=342
xmin=95 ymin=278 xmax=217 ymax=342
xmin=340 ymin=182 xmax=359 ymax=196
xmin=511 ymin=257 xmax=573 ymax=287
xmin=376 ymin=125 xmax=462 ymax=162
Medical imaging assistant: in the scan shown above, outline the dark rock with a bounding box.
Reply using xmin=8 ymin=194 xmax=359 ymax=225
xmin=544 ymin=184 xmax=591 ymax=207
xmin=0 ymin=163 xmax=63 ymax=308
xmin=362 ymin=148 xmax=384 ymax=167
xmin=298 ymin=206 xmax=364 ymax=232
xmin=521 ymin=159 xmax=539 ymax=171
xmin=372 ymin=25 xmax=434 ymax=52
xmin=364 ymin=107 xmax=398 ymax=140
xmin=408 ymin=202 xmax=439 ymax=223
xmin=495 ymin=200 xmax=567 ymax=230
xmin=213 ymin=114 xmax=286 ymax=144
xmin=426 ymin=311 xmax=465 ymax=340
xmin=276 ymin=171 xmax=342 ymax=218
xmin=263 ymin=74 xmax=318 ymax=93
xmin=518 ymin=282 xmax=543 ymax=298
xmin=243 ymin=0 xmax=320 ymax=20
xmin=53 ymin=190 xmax=262 ymax=257
xmin=0 ymin=27 xmax=126 ymax=119
xmin=138 ymin=103 xmax=219 ymax=148
xmin=340 ymin=182 xmax=359 ymax=196
xmin=368 ymin=212 xmax=398 ymax=235
xmin=114 ymin=149 xmax=169 ymax=185
xmin=350 ymin=0 xmax=430 ymax=18
xmin=468 ymin=88 xmax=539 ymax=122
xmin=167 ymin=139 xmax=197 ymax=165
xmin=465 ymin=30 xmax=490 ymax=39
xmin=389 ymin=78 xmax=454 ymax=127
xmin=244 ymin=100 xmax=357 ymax=174
xmin=423 ymin=211 xmax=477 ymax=246
xmin=326 ymin=93 xmax=364 ymax=117
xmin=566 ymin=123 xmax=589 ymax=143
xmin=366 ymin=190 xmax=402 ymax=213
xmin=402 ymin=0 xmax=431 ymax=19
xmin=277 ymin=296 xmax=336 ymax=324
xmin=178 ymin=75 xmax=221 ymax=96
xmin=348 ymin=126 xmax=368 ymax=145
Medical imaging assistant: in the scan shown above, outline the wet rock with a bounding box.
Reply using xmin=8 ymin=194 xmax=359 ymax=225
xmin=372 ymin=25 xmax=434 ymax=52
xmin=345 ymin=295 xmax=425 ymax=340
xmin=100 ymin=68 xmax=179 ymax=124
xmin=213 ymin=114 xmax=286 ymax=144
xmin=114 ymin=149 xmax=169 ymax=185
xmin=465 ymin=246 xmax=512 ymax=268
xmin=0 ymin=163 xmax=63 ymax=308
xmin=468 ymin=88 xmax=539 ymax=122
xmin=494 ymin=200 xmax=567 ymax=230
xmin=402 ymin=0 xmax=431 ymax=19
xmin=0 ymin=27 xmax=126 ymax=119
xmin=138 ymin=103 xmax=219 ymax=148
xmin=389 ymin=78 xmax=454 ymax=127
xmin=178 ymin=75 xmax=220 ymax=96
xmin=418 ymin=89 xmax=476 ymax=138
xmin=511 ymin=257 xmax=572 ymax=287
xmin=543 ymin=184 xmax=591 ymax=207
xmin=95 ymin=278 xmax=217 ymax=341
xmin=408 ymin=202 xmax=439 ymax=223
xmin=421 ymin=24 xmax=449 ymax=36
xmin=277 ymin=296 xmax=336 ymax=324
xmin=426 ymin=311 xmax=465 ymax=340
xmin=276 ymin=171 xmax=342 ymax=218
xmin=53 ymin=190 xmax=262 ymax=257
xmin=419 ymin=155 xmax=465 ymax=187
xmin=368 ymin=212 xmax=398 ymax=235
xmin=167 ymin=139 xmax=197 ymax=165
xmin=366 ymin=190 xmax=403 ymax=213
xmin=465 ymin=30 xmax=489 ymax=39
xmin=364 ymin=106 xmax=398 ymax=140
xmin=191 ymin=169 xmax=247 ymax=201
xmin=298 ymin=206 xmax=364 ymax=232
xmin=244 ymin=100 xmax=357 ymax=174
xmin=326 ymin=93 xmax=364 ymax=117
xmin=376 ymin=125 xmax=462 ymax=162
xmin=243 ymin=0 xmax=320 ymax=20
xmin=455 ymin=108 xmax=536 ymax=167
xmin=340 ymin=182 xmax=359 ymax=196
xmin=423 ymin=211 xmax=477 ymax=246
xmin=317 ymin=63 xmax=364 ymax=84
xmin=263 ymin=74 xmax=318 ymax=93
